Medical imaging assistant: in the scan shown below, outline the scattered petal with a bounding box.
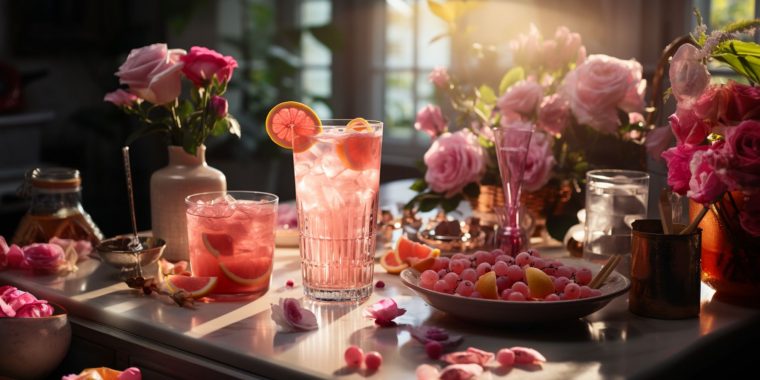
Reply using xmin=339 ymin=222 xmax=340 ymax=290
xmin=441 ymin=347 xmax=494 ymax=366
xmin=512 ymin=346 xmax=546 ymax=364
xmin=271 ymin=298 xmax=318 ymax=331
xmin=410 ymin=325 xmax=463 ymax=348
xmin=416 ymin=364 xmax=440 ymax=380
xmin=439 ymin=363 xmax=483 ymax=380
xmin=363 ymin=298 xmax=406 ymax=327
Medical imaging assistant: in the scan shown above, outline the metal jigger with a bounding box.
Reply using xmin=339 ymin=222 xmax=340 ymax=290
xmin=96 ymin=147 xmax=165 ymax=276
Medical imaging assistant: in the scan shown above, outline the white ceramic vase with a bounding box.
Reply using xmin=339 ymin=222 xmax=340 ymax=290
xmin=150 ymin=145 xmax=225 ymax=262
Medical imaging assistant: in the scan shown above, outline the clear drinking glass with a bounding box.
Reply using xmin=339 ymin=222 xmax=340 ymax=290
xmin=293 ymin=119 xmax=383 ymax=302
xmin=583 ymin=170 xmax=649 ymax=268
xmin=185 ymin=191 xmax=278 ymax=301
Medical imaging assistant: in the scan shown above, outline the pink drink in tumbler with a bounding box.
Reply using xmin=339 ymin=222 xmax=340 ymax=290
xmin=186 ymin=191 xmax=278 ymax=301
xmin=294 ymin=120 xmax=383 ymax=301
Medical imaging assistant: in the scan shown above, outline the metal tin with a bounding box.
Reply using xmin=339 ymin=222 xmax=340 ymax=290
xmin=630 ymin=219 xmax=701 ymax=319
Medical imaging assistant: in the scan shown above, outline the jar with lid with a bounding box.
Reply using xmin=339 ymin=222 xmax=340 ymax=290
xmin=12 ymin=167 xmax=103 ymax=246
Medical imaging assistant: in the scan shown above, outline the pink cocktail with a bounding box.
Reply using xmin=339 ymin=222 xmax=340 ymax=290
xmin=185 ymin=191 xmax=278 ymax=301
xmin=293 ymin=120 xmax=383 ymax=301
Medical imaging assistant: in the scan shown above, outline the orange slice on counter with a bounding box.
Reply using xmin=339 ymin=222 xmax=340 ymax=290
xmin=165 ymin=275 xmax=218 ymax=298
xmin=380 ymin=249 xmax=408 ymax=274
xmin=395 ymin=235 xmax=440 ymax=263
xmin=265 ymin=101 xmax=322 ymax=152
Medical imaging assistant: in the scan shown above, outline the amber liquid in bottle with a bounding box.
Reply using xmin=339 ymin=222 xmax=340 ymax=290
xmin=13 ymin=210 xmax=102 ymax=246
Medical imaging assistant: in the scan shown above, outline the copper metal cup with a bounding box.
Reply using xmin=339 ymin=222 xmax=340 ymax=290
xmin=629 ymin=219 xmax=701 ymax=319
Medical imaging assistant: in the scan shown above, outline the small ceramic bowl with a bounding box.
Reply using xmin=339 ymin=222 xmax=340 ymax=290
xmin=0 ymin=303 xmax=72 ymax=380
xmin=96 ymin=236 xmax=166 ymax=270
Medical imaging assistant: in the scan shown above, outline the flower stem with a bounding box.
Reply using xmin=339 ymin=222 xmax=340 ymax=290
xmin=681 ymin=205 xmax=708 ymax=235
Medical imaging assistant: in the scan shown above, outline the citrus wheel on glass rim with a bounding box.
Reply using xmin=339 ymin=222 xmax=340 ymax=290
xmin=265 ymin=101 xmax=322 ymax=152
xmin=336 ymin=118 xmax=381 ymax=171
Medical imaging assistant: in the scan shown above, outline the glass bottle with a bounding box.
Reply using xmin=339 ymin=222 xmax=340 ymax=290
xmin=12 ymin=167 xmax=103 ymax=246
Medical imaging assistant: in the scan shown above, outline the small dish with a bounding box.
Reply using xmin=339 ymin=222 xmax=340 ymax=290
xmin=96 ymin=236 xmax=166 ymax=270
xmin=400 ymin=257 xmax=630 ymax=324
xmin=417 ymin=227 xmax=487 ymax=253
xmin=276 ymin=228 xmax=299 ymax=247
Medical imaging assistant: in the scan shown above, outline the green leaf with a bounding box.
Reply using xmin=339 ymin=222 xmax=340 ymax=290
xmin=498 ymin=67 xmax=525 ymax=94
xmin=410 ymin=179 xmax=428 ymax=192
xmin=441 ymin=194 xmax=462 ymax=213
xmin=713 ymin=40 xmax=760 ymax=83
xmin=478 ymin=85 xmax=496 ymax=105
xmin=418 ymin=196 xmax=440 ymax=212
xmin=427 ymin=0 xmax=455 ymax=23
xmin=462 ymin=182 xmax=480 ymax=198
xmin=227 ymin=116 xmax=242 ymax=138
xmin=210 ymin=118 xmax=229 ymax=137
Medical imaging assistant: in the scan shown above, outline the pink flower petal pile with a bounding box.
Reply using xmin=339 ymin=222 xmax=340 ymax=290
xmin=62 ymin=366 xmax=141 ymax=380
xmin=363 ymin=298 xmax=406 ymax=327
xmin=0 ymin=286 xmax=54 ymax=318
xmin=1 ymin=235 xmax=89 ymax=274
xmin=270 ymin=298 xmax=318 ymax=332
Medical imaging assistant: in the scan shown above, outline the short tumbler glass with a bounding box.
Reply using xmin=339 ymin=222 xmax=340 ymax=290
xmin=185 ymin=191 xmax=278 ymax=301
xmin=583 ymin=169 xmax=649 ymax=269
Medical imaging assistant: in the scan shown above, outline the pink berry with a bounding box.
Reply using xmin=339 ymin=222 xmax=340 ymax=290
xmin=475 ymin=262 xmax=492 ymax=277
xmin=470 ymin=291 xmax=482 ymax=299
xmin=490 ymin=248 xmax=505 ymax=257
xmin=455 ymin=280 xmax=475 ymax=296
xmin=437 ymin=269 xmax=448 ymax=278
xmin=556 ymin=266 xmax=573 ymax=279
xmin=425 ymin=341 xmax=443 ymax=359
xmin=461 ymin=268 xmax=477 ymax=282
xmin=451 ymin=253 xmax=467 ymax=260
xmin=554 ymin=276 xmax=571 ymax=292
xmin=434 ymin=279 xmax=451 ymax=293
xmin=431 ymin=257 xmax=448 ymax=271
xmin=562 ymin=283 xmax=581 ymax=300
xmin=344 ymin=345 xmax=364 ymax=367
xmin=506 ymin=265 xmax=524 ymax=281
xmin=496 ymin=348 xmax=515 ymax=366
xmin=515 ymin=252 xmax=531 ymax=266
xmin=530 ymin=258 xmax=546 ymax=269
xmin=286 ymin=279 xmax=295 ymax=287
xmin=364 ymin=351 xmax=383 ymax=370
xmin=443 ymin=272 xmax=460 ymax=287
xmin=575 ymin=268 xmax=593 ymax=285
xmin=495 ymin=254 xmax=512 ymax=264
xmin=493 ymin=261 xmax=509 ymax=276
xmin=500 ymin=289 xmax=513 ymax=300
xmin=508 ymin=291 xmax=526 ymax=301
xmin=420 ymin=270 xmax=439 ymax=285
xmin=544 ymin=293 xmax=560 ymax=301
xmin=473 ymin=251 xmax=490 ymax=266
xmin=579 ymin=285 xmax=592 ymax=298
xmin=511 ymin=281 xmax=529 ymax=297
xmin=496 ymin=276 xmax=511 ymax=292
xmin=375 ymin=280 xmax=385 ymax=289
xmin=449 ymin=259 xmax=466 ymax=274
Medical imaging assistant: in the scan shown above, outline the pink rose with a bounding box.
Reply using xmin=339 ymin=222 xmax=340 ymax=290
xmin=729 ymin=82 xmax=760 ymax=121
xmin=49 ymin=237 xmax=92 ymax=262
xmin=709 ymin=120 xmax=760 ymax=190
xmin=424 ymin=130 xmax=485 ymax=196
xmin=181 ymin=46 xmax=238 ymax=87
xmin=668 ymin=107 xmax=711 ymax=146
xmin=115 ymin=43 xmax=185 ymax=105
xmin=662 ymin=144 xmax=707 ymax=195
xmin=510 ymin=24 xmax=542 ymax=67
xmin=561 ymin=54 xmax=646 ymax=134
xmin=442 ymin=347 xmax=495 ymax=366
xmin=14 ymin=301 xmax=53 ymax=318
xmin=554 ymin=26 xmax=584 ymax=67
xmin=498 ymin=79 xmax=543 ymax=117
xmin=669 ymin=44 xmax=711 ymax=105
xmin=363 ymin=298 xmax=406 ymax=327
xmin=415 ymin=105 xmax=447 ymax=139
xmin=3 ymin=243 xmax=27 ymax=269
xmin=23 ymin=243 xmax=66 ymax=274
xmin=270 ymin=298 xmax=318 ymax=331
xmin=537 ymin=94 xmax=571 ymax=134
xmin=739 ymin=193 xmax=760 ymax=237
xmin=429 ymin=66 xmax=450 ymax=89
xmin=104 ymin=89 xmax=141 ymax=107
xmin=0 ymin=286 xmax=53 ymax=318
xmin=522 ymin=131 xmax=555 ymax=192
xmin=692 ymin=84 xmax=731 ymax=122
xmin=645 ymin=126 xmax=673 ymax=161
xmin=210 ymin=96 xmax=228 ymax=118
xmin=687 ymin=149 xmax=727 ymax=204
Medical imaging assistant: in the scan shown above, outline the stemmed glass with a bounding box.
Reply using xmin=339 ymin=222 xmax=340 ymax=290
xmin=493 ymin=124 xmax=534 ymax=255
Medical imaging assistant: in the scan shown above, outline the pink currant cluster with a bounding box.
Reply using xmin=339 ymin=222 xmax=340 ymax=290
xmin=417 ymin=248 xmax=603 ymax=301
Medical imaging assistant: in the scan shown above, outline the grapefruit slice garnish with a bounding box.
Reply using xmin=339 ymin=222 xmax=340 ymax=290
xmin=395 ymin=236 xmax=440 ymax=264
xmin=265 ymin=101 xmax=322 ymax=153
xmin=409 ymin=256 xmax=437 ymax=272
xmin=475 ymin=271 xmax=499 ymax=300
xmin=336 ymin=132 xmax=381 ymax=171
xmin=219 ymin=257 xmax=273 ymax=286
xmin=165 ymin=275 xmax=217 ymax=298
xmin=380 ymin=249 xmax=408 ymax=274
xmin=202 ymin=233 xmax=234 ymax=257
xmin=346 ymin=117 xmax=370 ymax=131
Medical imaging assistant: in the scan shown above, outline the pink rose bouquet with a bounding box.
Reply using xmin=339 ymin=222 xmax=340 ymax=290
xmin=408 ymin=22 xmax=648 ymax=220
xmin=104 ymin=43 xmax=240 ymax=154
xmin=659 ymin=16 xmax=760 ymax=238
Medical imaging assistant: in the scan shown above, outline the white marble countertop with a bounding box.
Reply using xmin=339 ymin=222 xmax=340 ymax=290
xmin=1 ymin=243 xmax=759 ymax=380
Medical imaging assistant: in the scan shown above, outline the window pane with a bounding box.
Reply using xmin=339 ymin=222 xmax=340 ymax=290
xmin=302 ymin=32 xmax=331 ymax=65
xmin=301 ymin=0 xmax=331 ymax=27
xmin=710 ymin=0 xmax=754 ymax=30
xmin=385 ymin=70 xmax=415 ymax=139
xmin=416 ymin=1 xmax=451 ymax=68
xmin=385 ymin=0 xmax=414 ymax=68
xmin=302 ymin=68 xmax=331 ymax=97
xmin=416 ymin=69 xmax=435 ymax=106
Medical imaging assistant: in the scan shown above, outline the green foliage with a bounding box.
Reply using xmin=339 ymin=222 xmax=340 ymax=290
xmin=498 ymin=67 xmax=525 ymax=94
xmin=713 ymin=40 xmax=760 ymax=84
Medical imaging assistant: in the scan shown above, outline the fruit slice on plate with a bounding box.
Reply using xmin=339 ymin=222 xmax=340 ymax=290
xmin=165 ymin=275 xmax=217 ymax=298
xmin=396 ymin=235 xmax=440 ymax=264
xmin=219 ymin=256 xmax=273 ymax=286
xmin=380 ymin=249 xmax=409 ymax=274
xmin=525 ymin=267 xmax=555 ymax=299
xmin=265 ymin=101 xmax=322 ymax=153
xmin=336 ymin=117 xmax=381 ymax=171
xmin=475 ymin=271 xmax=499 ymax=299
xmin=409 ymin=256 xmax=437 ymax=272
xmin=202 ymin=233 xmax=234 ymax=257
